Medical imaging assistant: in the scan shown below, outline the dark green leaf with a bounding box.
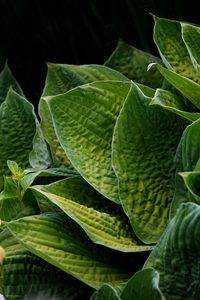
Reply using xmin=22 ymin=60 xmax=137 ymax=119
xmin=0 ymin=177 xmax=39 ymax=222
xmin=172 ymin=119 xmax=200 ymax=214
xmin=0 ymin=89 xmax=37 ymax=189
xmin=121 ymin=268 xmax=165 ymax=300
xmin=0 ymin=63 xmax=24 ymax=104
xmin=145 ymin=202 xmax=200 ymax=300
xmin=105 ymin=40 xmax=163 ymax=88
xmin=42 ymin=63 xmax=128 ymax=97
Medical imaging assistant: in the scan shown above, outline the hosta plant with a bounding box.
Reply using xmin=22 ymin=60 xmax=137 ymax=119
xmin=1 ymin=15 xmax=200 ymax=299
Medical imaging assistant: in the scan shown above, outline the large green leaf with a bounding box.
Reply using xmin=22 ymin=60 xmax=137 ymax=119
xmin=150 ymin=89 xmax=200 ymax=122
xmin=112 ymin=83 xmax=185 ymax=243
xmin=171 ymin=119 xmax=200 ymax=215
xmin=40 ymin=64 xmax=128 ymax=168
xmin=153 ymin=16 xmax=200 ymax=83
xmin=0 ymin=63 xmax=24 ymax=104
xmin=145 ymin=202 xmax=200 ymax=299
xmin=182 ymin=23 xmax=200 ymax=73
xmin=151 ymin=63 xmax=200 ymax=109
xmin=104 ymin=40 xmax=163 ymax=88
xmin=120 ymin=268 xmax=165 ymax=300
xmin=0 ymin=89 xmax=37 ymax=189
xmin=0 ymin=229 xmax=93 ymax=299
xmin=32 ymin=177 xmax=152 ymax=252
xmin=47 ymin=81 xmax=131 ymax=203
xmin=6 ymin=212 xmax=131 ymax=289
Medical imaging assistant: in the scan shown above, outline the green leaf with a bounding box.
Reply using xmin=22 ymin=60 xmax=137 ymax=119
xmin=112 ymin=83 xmax=185 ymax=243
xmin=32 ymin=177 xmax=152 ymax=252
xmin=42 ymin=63 xmax=128 ymax=97
xmin=0 ymin=228 xmax=93 ymax=300
xmin=90 ymin=284 xmax=121 ymax=300
xmin=29 ymin=126 xmax=52 ymax=169
xmin=178 ymin=119 xmax=200 ymax=172
xmin=90 ymin=268 xmax=165 ymax=300
xmin=104 ymin=40 xmax=163 ymax=88
xmin=0 ymin=177 xmax=22 ymax=221
xmin=151 ymin=63 xmax=200 ymax=109
xmin=39 ymin=98 xmax=73 ymax=169
xmin=153 ymin=16 xmax=200 ymax=83
xmin=181 ymin=23 xmax=200 ymax=73
xmin=7 ymin=160 xmax=24 ymax=179
xmin=0 ymin=177 xmax=39 ymax=221
xmin=145 ymin=202 xmax=200 ymax=300
xmin=40 ymin=64 xmax=128 ymax=169
xmin=171 ymin=119 xmax=200 ymax=215
xmin=0 ymin=63 xmax=24 ymax=104
xmin=120 ymin=268 xmax=165 ymax=300
xmin=150 ymin=89 xmax=200 ymax=122
xmin=47 ymin=81 xmax=131 ymax=203
xmin=0 ymin=89 xmax=37 ymax=189
xmin=179 ymin=171 xmax=200 ymax=203
xmin=6 ymin=212 xmax=131 ymax=289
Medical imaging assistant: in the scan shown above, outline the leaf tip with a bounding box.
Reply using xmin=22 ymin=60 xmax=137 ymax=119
xmin=147 ymin=62 xmax=157 ymax=71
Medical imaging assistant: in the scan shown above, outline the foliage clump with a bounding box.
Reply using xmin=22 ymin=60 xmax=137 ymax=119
xmin=1 ymin=16 xmax=200 ymax=299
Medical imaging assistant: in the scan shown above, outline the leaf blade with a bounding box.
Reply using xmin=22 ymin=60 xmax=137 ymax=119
xmin=40 ymin=64 xmax=129 ymax=169
xmin=112 ymin=83 xmax=185 ymax=243
xmin=32 ymin=177 xmax=152 ymax=252
xmin=6 ymin=213 xmax=131 ymax=289
xmin=121 ymin=268 xmax=165 ymax=300
xmin=153 ymin=16 xmax=200 ymax=83
xmin=182 ymin=23 xmax=200 ymax=73
xmin=0 ymin=228 xmax=93 ymax=300
xmin=150 ymin=88 xmax=200 ymax=122
xmin=105 ymin=40 xmax=163 ymax=88
xmin=152 ymin=63 xmax=200 ymax=109
xmin=0 ymin=89 xmax=37 ymax=189
xmin=145 ymin=202 xmax=200 ymax=299
xmin=47 ymin=81 xmax=131 ymax=203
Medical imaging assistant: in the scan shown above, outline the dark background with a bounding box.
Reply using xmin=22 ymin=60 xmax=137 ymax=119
xmin=0 ymin=0 xmax=200 ymax=104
